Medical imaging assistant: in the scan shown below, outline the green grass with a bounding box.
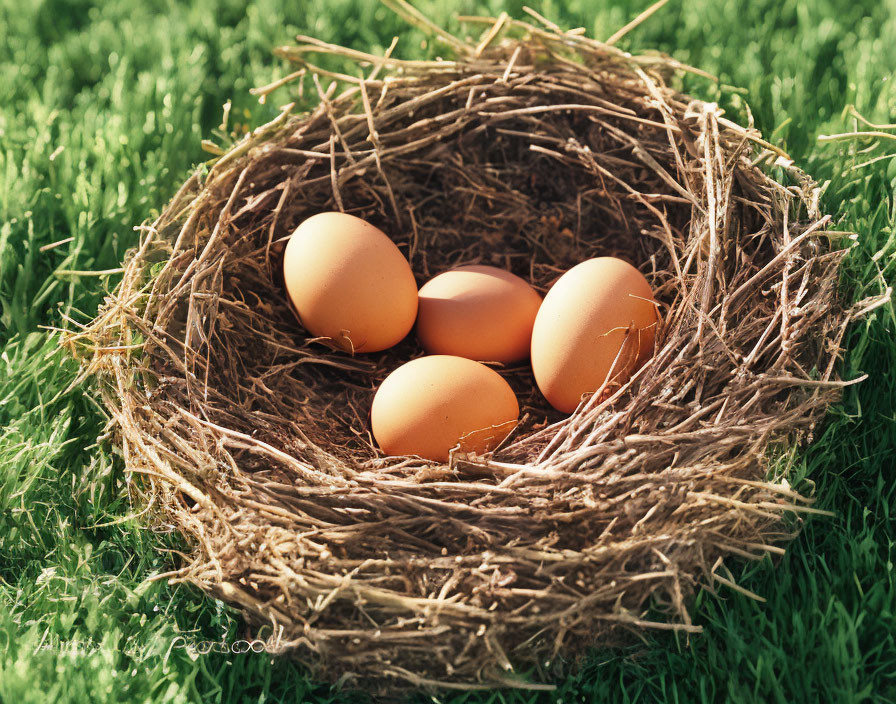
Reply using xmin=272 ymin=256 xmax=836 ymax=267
xmin=1 ymin=0 xmax=895 ymax=702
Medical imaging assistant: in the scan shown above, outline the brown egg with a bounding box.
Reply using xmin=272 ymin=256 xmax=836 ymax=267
xmin=371 ymin=355 xmax=519 ymax=462
xmin=416 ymin=265 xmax=542 ymax=364
xmin=283 ymin=212 xmax=418 ymax=353
xmin=531 ymin=257 xmax=658 ymax=413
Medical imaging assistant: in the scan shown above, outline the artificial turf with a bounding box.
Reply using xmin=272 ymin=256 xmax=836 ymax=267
xmin=1 ymin=0 xmax=894 ymax=702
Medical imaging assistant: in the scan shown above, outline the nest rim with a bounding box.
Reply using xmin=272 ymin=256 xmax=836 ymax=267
xmin=67 ymin=9 xmax=865 ymax=696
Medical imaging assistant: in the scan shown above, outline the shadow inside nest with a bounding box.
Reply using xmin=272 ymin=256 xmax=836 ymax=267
xmin=166 ymin=78 xmax=701 ymax=474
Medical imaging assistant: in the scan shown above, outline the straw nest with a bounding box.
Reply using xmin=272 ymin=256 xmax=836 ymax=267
xmin=68 ymin=5 xmax=867 ymax=696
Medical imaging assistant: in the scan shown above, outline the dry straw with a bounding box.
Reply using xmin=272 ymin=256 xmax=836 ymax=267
xmin=66 ymin=2 xmax=876 ymax=695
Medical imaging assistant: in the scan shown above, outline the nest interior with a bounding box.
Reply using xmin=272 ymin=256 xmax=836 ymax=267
xmin=71 ymin=12 xmax=860 ymax=695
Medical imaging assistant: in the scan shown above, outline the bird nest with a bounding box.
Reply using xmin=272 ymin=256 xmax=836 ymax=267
xmin=69 ymin=6 xmax=863 ymax=697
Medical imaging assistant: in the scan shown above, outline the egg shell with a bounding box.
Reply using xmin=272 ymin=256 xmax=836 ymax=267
xmin=531 ymin=257 xmax=658 ymax=413
xmin=416 ymin=265 xmax=543 ymax=364
xmin=283 ymin=212 xmax=418 ymax=353
xmin=371 ymin=355 xmax=519 ymax=462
